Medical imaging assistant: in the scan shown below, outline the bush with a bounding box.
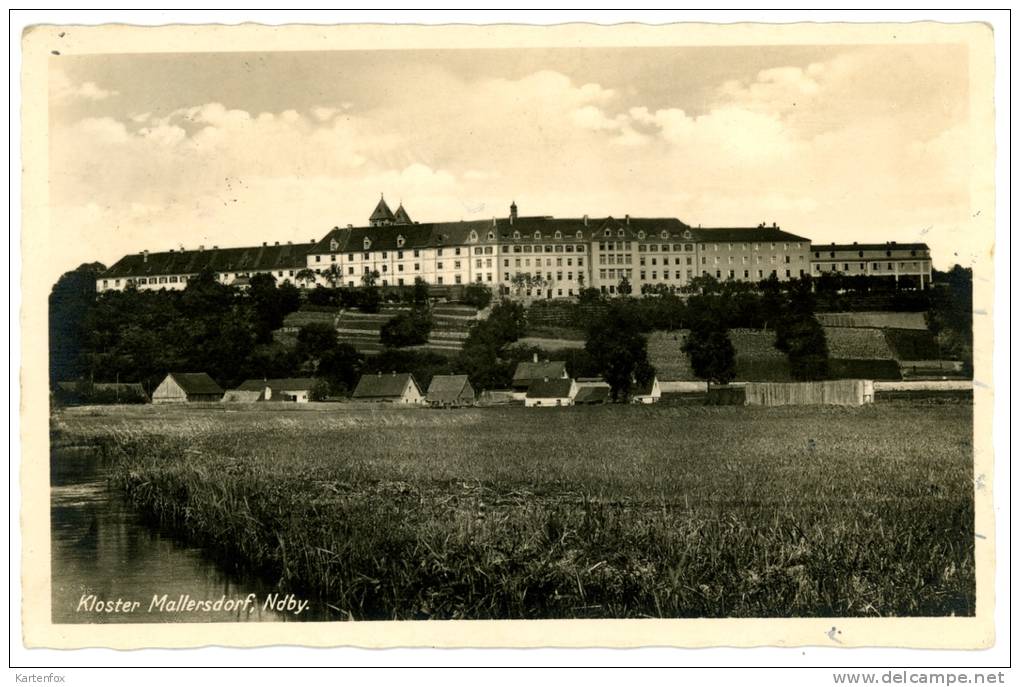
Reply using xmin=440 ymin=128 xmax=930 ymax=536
xmin=462 ymin=283 xmax=493 ymax=309
xmin=380 ymin=308 xmax=432 ymax=347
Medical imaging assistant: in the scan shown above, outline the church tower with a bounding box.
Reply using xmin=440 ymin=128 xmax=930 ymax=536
xmin=369 ymin=194 xmax=395 ymax=227
xmin=393 ymin=202 xmax=413 ymax=225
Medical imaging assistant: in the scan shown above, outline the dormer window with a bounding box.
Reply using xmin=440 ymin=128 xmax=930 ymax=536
xmin=638 ymin=231 xmax=646 ymax=239
xmin=534 ymin=231 xmax=541 ymax=239
xmin=329 ymin=238 xmax=339 ymax=252
xmin=683 ymin=230 xmax=692 ymax=239
xmin=604 ymin=229 xmax=611 ymax=237
xmin=513 ymin=231 xmax=521 ymax=240
xmin=396 ymin=235 xmax=405 ymax=248
xmin=487 ymin=231 xmax=495 ymax=241
xmin=468 ymin=230 xmax=478 ymax=243
xmin=554 ymin=230 xmax=562 ymax=239
xmin=661 ymin=230 xmax=669 ymax=239
xmin=363 ymin=237 xmax=372 ymax=250
xmin=617 ymin=229 xmax=625 ymax=237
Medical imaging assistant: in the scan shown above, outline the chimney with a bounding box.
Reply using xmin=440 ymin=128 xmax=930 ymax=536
xmin=199 ymin=245 xmax=205 ymax=251
xmin=583 ymin=214 xmax=588 ymax=226
xmin=772 ymin=222 xmax=777 ymax=228
xmin=212 ymin=245 xmax=219 ymax=249
xmin=262 ymin=241 xmax=267 ymax=247
xmin=347 ymin=224 xmax=353 ymax=229
xmin=274 ymin=241 xmax=279 ymax=246
xmin=142 ymin=250 xmax=148 ymax=263
xmin=625 ymin=214 xmax=630 ymax=225
xmin=510 ymin=200 xmax=518 ymax=225
xmin=533 ymin=353 xmax=538 ymax=363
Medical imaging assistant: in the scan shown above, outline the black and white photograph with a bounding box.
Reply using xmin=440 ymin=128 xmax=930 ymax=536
xmin=16 ymin=17 xmax=1000 ymax=656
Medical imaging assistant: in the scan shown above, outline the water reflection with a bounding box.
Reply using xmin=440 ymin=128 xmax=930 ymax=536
xmin=51 ymin=446 xmax=334 ymax=623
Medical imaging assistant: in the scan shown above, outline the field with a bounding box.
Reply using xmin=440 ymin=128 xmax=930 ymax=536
xmin=53 ymin=402 xmax=974 ymax=620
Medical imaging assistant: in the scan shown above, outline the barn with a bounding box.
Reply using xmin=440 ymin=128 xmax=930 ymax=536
xmin=235 ymin=377 xmax=317 ymax=402
xmin=426 ymin=374 xmax=475 ymax=407
xmin=525 ymin=377 xmax=578 ymax=407
xmin=352 ymin=372 xmax=424 ymax=404
xmin=152 ymin=372 xmax=223 ymax=403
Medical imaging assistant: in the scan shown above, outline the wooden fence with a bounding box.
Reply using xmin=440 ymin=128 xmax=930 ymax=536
xmin=744 ymin=380 xmax=875 ymax=406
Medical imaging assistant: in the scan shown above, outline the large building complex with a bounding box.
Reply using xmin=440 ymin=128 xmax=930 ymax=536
xmin=96 ymin=197 xmax=931 ymax=296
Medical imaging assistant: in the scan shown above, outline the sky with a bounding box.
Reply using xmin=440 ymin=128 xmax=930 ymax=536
xmin=48 ymin=44 xmax=977 ymax=284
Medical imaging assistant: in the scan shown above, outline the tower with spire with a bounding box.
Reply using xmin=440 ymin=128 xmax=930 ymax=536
xmin=369 ymin=194 xmax=396 ymax=227
xmin=393 ymin=202 xmax=413 ymax=225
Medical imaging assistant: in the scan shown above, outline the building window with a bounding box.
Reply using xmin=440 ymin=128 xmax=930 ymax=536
xmin=315 ymin=255 xmax=321 ymax=263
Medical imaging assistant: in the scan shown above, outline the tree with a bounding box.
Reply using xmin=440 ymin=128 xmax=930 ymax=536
xmin=617 ymin=276 xmax=632 ymax=296
xmin=578 ymin=287 xmax=603 ymax=305
xmin=317 ymin=342 xmax=364 ymax=395
xmin=584 ymin=304 xmax=655 ymax=401
xmin=323 ymin=263 xmax=344 ymax=288
xmin=295 ymin=322 xmax=339 ymax=362
xmin=294 ymin=268 xmax=317 ymax=288
xmin=463 ymin=283 xmax=493 ymax=309
xmin=774 ymin=280 xmax=829 ymax=381
xmin=309 ymin=379 xmax=331 ymax=401
xmin=684 ymin=319 xmax=736 ymax=385
xmin=49 ymin=262 xmax=105 ymax=385
xmin=412 ymin=277 xmax=430 ymax=306
xmin=358 ymin=270 xmax=382 ymax=313
xmin=380 ymin=308 xmax=432 ymax=347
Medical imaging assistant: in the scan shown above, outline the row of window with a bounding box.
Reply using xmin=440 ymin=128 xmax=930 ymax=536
xmin=813 ymin=262 xmax=927 ymax=272
xmin=815 ymin=249 xmax=926 ymax=259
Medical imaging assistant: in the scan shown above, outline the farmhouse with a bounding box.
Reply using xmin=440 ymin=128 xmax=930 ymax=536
xmin=235 ymin=377 xmax=318 ymax=402
xmin=152 ymin=372 xmax=223 ymax=403
xmin=630 ymin=377 xmax=662 ymax=404
xmin=525 ymin=377 xmax=578 ymax=407
xmin=352 ymin=372 xmax=424 ymax=404
xmin=426 ymin=374 xmax=475 ymax=407
xmin=512 ymin=357 xmax=568 ymax=399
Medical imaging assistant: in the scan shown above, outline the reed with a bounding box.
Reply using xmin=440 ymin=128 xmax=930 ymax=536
xmin=56 ymin=402 xmax=974 ymax=619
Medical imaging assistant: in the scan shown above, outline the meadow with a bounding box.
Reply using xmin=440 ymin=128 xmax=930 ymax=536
xmin=52 ymin=401 xmax=975 ymax=620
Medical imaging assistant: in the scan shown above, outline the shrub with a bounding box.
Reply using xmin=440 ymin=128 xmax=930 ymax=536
xmin=380 ymin=308 xmax=433 ymax=347
xmin=462 ymin=283 xmax=493 ymax=309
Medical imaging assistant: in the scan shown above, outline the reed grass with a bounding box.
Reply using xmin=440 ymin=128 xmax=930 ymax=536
xmin=56 ymin=402 xmax=975 ymax=619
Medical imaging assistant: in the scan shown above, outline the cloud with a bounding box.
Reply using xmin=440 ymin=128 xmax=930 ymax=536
xmin=50 ymin=70 xmax=119 ymax=103
xmin=46 ymin=53 xmax=975 ymax=285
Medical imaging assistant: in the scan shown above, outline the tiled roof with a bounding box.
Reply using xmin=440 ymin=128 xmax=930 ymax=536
xmin=101 ymin=242 xmax=316 ymax=279
xmin=512 ymin=361 xmax=567 ymax=386
xmin=352 ymin=372 xmax=419 ymax=399
xmin=426 ymin=374 xmax=473 ymax=403
xmin=574 ymin=386 xmax=610 ymax=404
xmin=526 ymin=378 xmax=574 ymax=399
xmin=694 ymin=227 xmax=811 ymax=243
xmin=168 ymin=372 xmax=223 ymax=395
xmin=236 ymin=377 xmax=317 ymax=392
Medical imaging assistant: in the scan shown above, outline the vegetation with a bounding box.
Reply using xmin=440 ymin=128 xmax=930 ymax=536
xmin=379 ymin=307 xmax=433 ymax=348
xmin=53 ymin=401 xmax=974 ymax=619
xmin=584 ymin=304 xmax=655 ymax=400
xmin=462 ymin=283 xmax=494 ymax=310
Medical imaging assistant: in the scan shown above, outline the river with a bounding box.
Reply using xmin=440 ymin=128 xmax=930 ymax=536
xmin=50 ymin=445 xmax=337 ymax=623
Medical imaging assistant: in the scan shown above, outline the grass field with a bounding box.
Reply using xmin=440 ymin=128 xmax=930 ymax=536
xmin=53 ymin=401 xmax=974 ymax=620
